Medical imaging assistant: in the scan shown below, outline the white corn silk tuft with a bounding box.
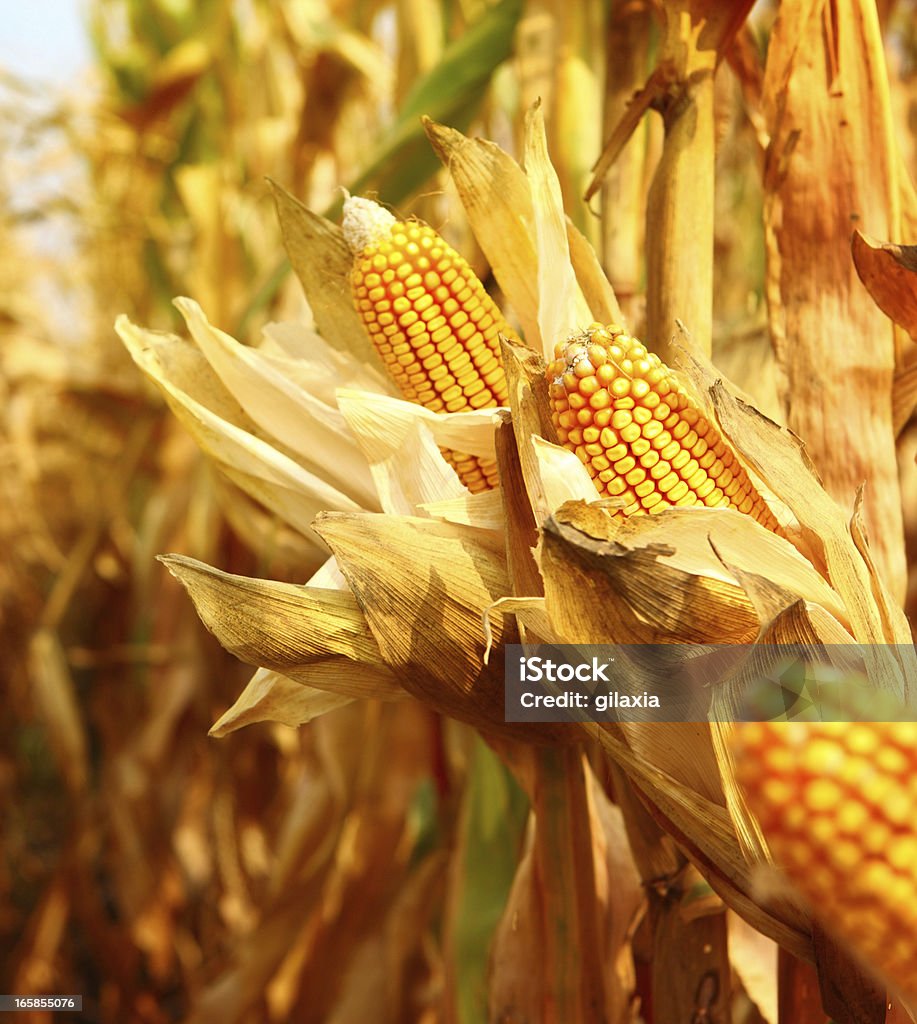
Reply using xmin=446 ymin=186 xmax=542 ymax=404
xmin=341 ymin=194 xmax=398 ymax=255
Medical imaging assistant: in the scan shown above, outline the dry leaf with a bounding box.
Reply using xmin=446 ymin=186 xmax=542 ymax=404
xmin=160 ymin=554 xmax=402 ymax=700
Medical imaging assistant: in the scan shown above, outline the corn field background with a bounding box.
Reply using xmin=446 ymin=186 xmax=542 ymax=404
xmin=2 ymin=1 xmax=917 ymax=1022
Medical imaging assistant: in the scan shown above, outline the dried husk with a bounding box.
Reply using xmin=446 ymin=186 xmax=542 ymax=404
xmin=174 ymin=298 xmax=380 ymax=510
xmin=335 ymin=387 xmax=500 ymax=515
xmin=268 ymin=180 xmax=385 ymax=371
xmin=424 ymin=114 xmax=620 ymax=358
xmin=851 ymin=232 xmax=917 ymax=342
xmin=312 ymin=510 xmax=568 ymax=743
xmin=116 ymin=314 xmax=363 ymax=543
xmin=851 ymin=231 xmax=917 ymax=432
xmin=159 ymin=554 xmax=402 ymax=701
xmin=209 ymin=668 xmax=357 ymax=736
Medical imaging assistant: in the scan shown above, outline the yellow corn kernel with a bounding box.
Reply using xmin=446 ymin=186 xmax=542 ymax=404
xmin=343 ymin=195 xmax=515 ymax=493
xmin=732 ymin=722 xmax=917 ymax=999
xmin=546 ymin=323 xmax=779 ymax=531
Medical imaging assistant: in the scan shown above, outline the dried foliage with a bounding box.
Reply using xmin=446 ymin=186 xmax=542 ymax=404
xmin=3 ymin=1 xmax=917 ymax=1023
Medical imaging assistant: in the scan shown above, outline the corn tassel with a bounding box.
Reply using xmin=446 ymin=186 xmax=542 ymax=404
xmin=343 ymin=196 xmax=514 ymax=493
xmin=547 ymin=322 xmax=779 ymax=530
xmin=733 ymin=721 xmax=917 ymax=998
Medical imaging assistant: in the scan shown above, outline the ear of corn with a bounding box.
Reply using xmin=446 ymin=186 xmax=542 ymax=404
xmin=343 ymin=195 xmax=515 ymax=494
xmin=546 ymin=322 xmax=779 ymax=531
xmin=733 ymin=721 xmax=917 ymax=998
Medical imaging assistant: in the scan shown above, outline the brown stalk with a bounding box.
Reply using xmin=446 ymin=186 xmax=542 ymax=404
xmin=611 ymin=764 xmax=732 ymax=1022
xmin=644 ymin=0 xmax=755 ymax=361
xmin=598 ymin=0 xmax=654 ymax=328
xmin=761 ymin=0 xmax=906 ymax=599
xmin=532 ymin=748 xmax=609 ymax=1023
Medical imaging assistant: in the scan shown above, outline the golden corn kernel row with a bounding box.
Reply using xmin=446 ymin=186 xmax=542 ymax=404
xmin=547 ymin=323 xmax=778 ymax=530
xmin=344 ymin=196 xmax=513 ymax=493
xmin=733 ymin=721 xmax=917 ymax=997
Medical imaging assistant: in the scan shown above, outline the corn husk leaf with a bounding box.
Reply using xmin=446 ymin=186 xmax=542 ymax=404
xmin=524 ymin=103 xmax=592 ymax=355
xmin=581 ymin=721 xmax=813 ymax=961
xmin=269 ymin=181 xmax=384 ymax=368
xmin=424 ymin=118 xmax=620 ymax=354
xmin=116 ymin=316 xmax=362 ymax=539
xmin=482 ymin=596 xmax=558 ymax=661
xmin=174 ymin=298 xmax=379 ymax=511
xmin=681 ymin=348 xmax=913 ymax=652
xmin=313 ymin=511 xmax=566 ymax=744
xmin=209 ymin=668 xmax=356 ymax=736
xmin=500 ymin=335 xmax=628 ymax=521
xmin=851 ymin=231 xmax=917 ymax=432
xmin=423 ymin=118 xmax=543 ymax=347
xmin=335 ymin=388 xmax=501 ymax=515
xmin=540 ymin=503 xmax=760 ymax=645
xmin=159 ymin=554 xmax=402 ymax=701
xmin=419 ymin=489 xmax=504 ymax=531
xmin=337 ymin=388 xmax=500 ymax=461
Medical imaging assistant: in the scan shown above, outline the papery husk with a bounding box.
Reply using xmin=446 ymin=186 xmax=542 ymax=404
xmin=540 ymin=503 xmax=761 ymax=645
xmin=500 ymin=338 xmax=562 ymax=525
xmin=268 ymin=180 xmax=384 ymax=371
xmin=524 ymin=103 xmax=593 ymax=353
xmin=259 ymin=320 xmax=395 ymax=402
xmin=494 ymin=410 xmax=546 ymax=615
xmin=116 ymin=316 xmax=361 ymax=541
xmin=423 ymin=118 xmax=543 ymax=347
xmin=419 ymin=489 xmax=504 ymax=531
xmin=679 ymin=343 xmax=911 ymax=640
xmin=173 ymin=298 xmax=380 ymax=510
xmin=423 ymin=116 xmax=620 ymax=357
xmin=209 ymin=668 xmax=356 ymax=736
xmin=581 ymin=721 xmax=813 ymax=961
xmin=851 ymin=231 xmax=917 ymax=433
xmin=159 ymin=554 xmax=402 ymax=701
xmin=335 ymin=388 xmax=501 ymax=516
xmin=483 ymin=597 xmax=558 ymax=660
xmin=313 ymin=511 xmax=571 ymax=744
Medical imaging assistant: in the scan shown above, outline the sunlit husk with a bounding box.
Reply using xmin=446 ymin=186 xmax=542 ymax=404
xmin=312 ymin=510 xmax=568 ymax=743
xmin=424 ymin=112 xmax=620 ymax=358
xmin=116 ymin=314 xmax=364 ymax=543
xmin=209 ymin=668 xmax=358 ymax=736
xmin=160 ymin=554 xmax=402 ymax=701
xmin=269 ymin=180 xmax=385 ymax=370
xmin=335 ymin=388 xmax=502 ymax=515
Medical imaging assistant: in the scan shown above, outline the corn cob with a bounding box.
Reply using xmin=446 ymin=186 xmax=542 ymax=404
xmin=343 ymin=195 xmax=514 ymax=494
xmin=733 ymin=721 xmax=917 ymax=997
xmin=547 ymin=322 xmax=779 ymax=531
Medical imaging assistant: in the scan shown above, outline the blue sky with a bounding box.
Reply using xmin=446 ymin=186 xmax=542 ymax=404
xmin=1 ymin=0 xmax=91 ymax=83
